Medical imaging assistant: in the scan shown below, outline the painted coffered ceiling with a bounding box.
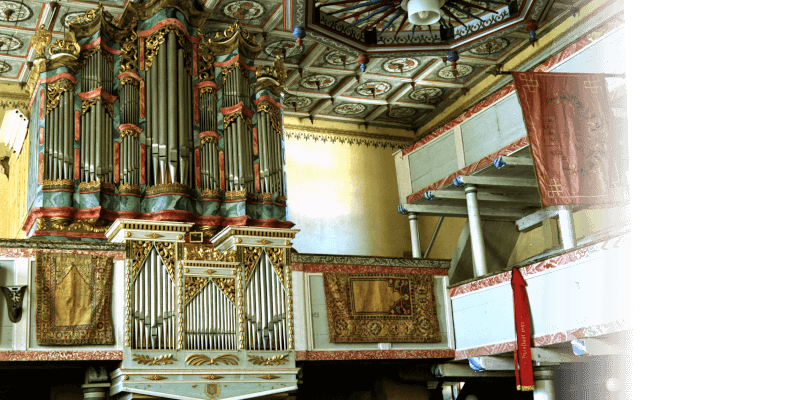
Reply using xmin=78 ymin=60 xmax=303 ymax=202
xmin=1 ymin=0 xmax=586 ymax=130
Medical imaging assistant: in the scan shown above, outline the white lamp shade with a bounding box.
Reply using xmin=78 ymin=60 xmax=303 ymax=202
xmin=407 ymin=0 xmax=445 ymax=25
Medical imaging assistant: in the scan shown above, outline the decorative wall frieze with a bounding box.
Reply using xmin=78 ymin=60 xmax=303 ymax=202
xmin=284 ymin=126 xmax=412 ymax=149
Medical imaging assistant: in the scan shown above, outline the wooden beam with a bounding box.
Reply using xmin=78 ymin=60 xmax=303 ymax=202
xmin=572 ymin=338 xmax=625 ymax=356
xmin=454 ymin=175 xmax=538 ymax=188
xmin=424 ymin=189 xmax=536 ymax=206
xmin=494 ymin=156 xmax=534 ymax=168
xmin=515 ymin=205 xmax=574 ymax=232
xmin=399 ymin=204 xmax=524 ymax=220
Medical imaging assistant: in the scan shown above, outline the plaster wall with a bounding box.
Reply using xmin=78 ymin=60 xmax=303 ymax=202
xmin=284 ymin=133 xmax=413 ymax=257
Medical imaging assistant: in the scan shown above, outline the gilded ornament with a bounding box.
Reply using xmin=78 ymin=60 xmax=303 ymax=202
xmin=256 ymin=101 xmax=282 ymax=133
xmin=119 ymin=129 xmax=140 ymax=139
xmin=122 ymin=375 xmax=129 ymax=381
xmin=119 ymin=76 xmax=139 ymax=88
xmin=31 ymin=25 xmax=52 ymax=59
xmin=199 ymin=86 xmax=216 ymax=95
xmin=132 ymin=353 xmax=177 ymax=366
xmin=184 ymin=244 xmax=237 ymax=262
xmin=255 ymin=56 xmax=287 ymax=94
xmin=256 ymin=239 xmax=272 ymax=245
xmin=69 ymin=8 xmax=99 ymax=26
xmin=154 ymin=242 xmax=178 ymax=283
xmin=49 ymin=38 xmax=80 ymax=57
xmin=201 ymin=375 xmax=224 ymax=380
xmin=213 ymin=278 xmax=236 ymax=304
xmin=184 ymin=276 xmax=209 ymax=302
xmin=186 ymin=353 xmax=239 ymax=366
xmin=144 ymin=24 xmax=192 ymax=72
xmin=120 ymin=28 xmax=139 ymax=73
xmin=142 ymin=375 xmax=167 ymax=381
xmin=257 ymin=375 xmax=278 ymax=380
xmin=36 ymin=217 xmax=109 ymax=234
xmin=247 ymin=354 xmax=288 ymax=366
xmin=203 ymin=269 xmax=216 ymax=275
xmin=127 ymin=240 xmax=151 ymax=277
xmin=46 ymin=79 xmax=75 ymax=113
xmin=145 ymin=233 xmax=163 ymax=239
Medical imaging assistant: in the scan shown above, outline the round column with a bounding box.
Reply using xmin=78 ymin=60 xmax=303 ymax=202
xmin=533 ymin=366 xmax=556 ymax=400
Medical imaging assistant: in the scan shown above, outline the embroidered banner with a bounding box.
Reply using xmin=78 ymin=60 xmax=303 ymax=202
xmin=511 ymin=268 xmax=534 ymax=391
xmin=323 ymin=273 xmax=441 ymax=343
xmin=36 ymin=252 xmax=114 ymax=345
xmin=513 ymin=72 xmax=626 ymax=206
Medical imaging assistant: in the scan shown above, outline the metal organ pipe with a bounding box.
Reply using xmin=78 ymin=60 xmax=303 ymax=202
xmin=157 ymin=46 xmax=167 ymax=184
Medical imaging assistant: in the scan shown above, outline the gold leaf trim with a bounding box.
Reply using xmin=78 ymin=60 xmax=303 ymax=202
xmin=247 ymin=354 xmax=288 ymax=366
xmin=142 ymin=375 xmax=167 ymax=381
xmin=257 ymin=374 xmax=279 ymax=380
xmin=145 ymin=233 xmax=163 ymax=239
xmin=201 ymin=375 xmax=224 ymax=380
xmin=132 ymin=353 xmax=177 ymax=366
xmin=186 ymin=353 xmax=239 ymax=366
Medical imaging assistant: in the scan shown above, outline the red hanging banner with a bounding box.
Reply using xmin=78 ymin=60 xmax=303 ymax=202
xmin=511 ymin=268 xmax=534 ymax=391
xmin=512 ymin=72 xmax=626 ymax=206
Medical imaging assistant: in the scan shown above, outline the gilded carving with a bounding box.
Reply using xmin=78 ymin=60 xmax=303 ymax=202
xmin=256 ymin=101 xmax=282 ymax=134
xmin=154 ymin=242 xmax=178 ymax=283
xmin=143 ymin=24 xmax=192 ymax=72
xmin=31 ymin=25 xmax=52 ymax=59
xmin=42 ymin=179 xmax=74 ymax=188
xmin=241 ymin=246 xmax=261 ymax=283
xmin=184 ymin=276 xmax=209 ymax=302
xmin=120 ymin=129 xmax=140 ymax=139
xmin=144 ymin=233 xmax=164 ymax=239
xmin=142 ymin=375 xmax=167 ymax=381
xmin=257 ymin=375 xmax=278 ymax=380
xmin=119 ymin=76 xmax=139 ymax=88
xmin=201 ymin=375 xmax=224 ymax=380
xmin=119 ymin=183 xmax=141 ymax=193
xmin=81 ymin=97 xmax=114 ymax=117
xmin=46 ymin=79 xmax=75 ymax=113
xmin=78 ymin=180 xmax=102 ymax=190
xmin=206 ymin=21 xmax=260 ymax=59
xmin=49 ymin=38 xmax=80 ymax=57
xmin=144 ymin=182 xmax=193 ymax=196
xmin=186 ymin=353 xmax=239 ymax=366
xmin=69 ymin=7 xmax=100 ymax=26
xmin=267 ymin=248 xmax=286 ymax=286
xmin=127 ymin=240 xmax=152 ymax=277
xmin=255 ymin=56 xmax=287 ymax=94
xmin=247 ymin=354 xmax=288 ymax=366
xmin=199 ymin=86 xmax=216 ymax=96
xmin=201 ymin=136 xmax=219 ymax=146
xmin=184 ymin=244 xmax=237 ymax=262
xmin=223 ymin=111 xmax=252 ymax=131
xmin=212 ymin=278 xmax=236 ymax=304
xmin=36 ymin=218 xmax=109 ymax=234
xmin=120 ymin=28 xmax=139 ymax=73
xmin=132 ymin=353 xmax=177 ymax=365
xmin=197 ymin=34 xmax=215 ymax=82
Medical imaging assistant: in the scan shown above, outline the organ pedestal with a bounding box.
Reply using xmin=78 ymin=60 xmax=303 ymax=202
xmin=23 ymin=1 xmax=291 ymax=241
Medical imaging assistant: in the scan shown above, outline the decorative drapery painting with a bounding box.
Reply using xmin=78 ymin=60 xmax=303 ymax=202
xmin=36 ymin=252 xmax=114 ymax=345
xmin=323 ymin=273 xmax=441 ymax=343
xmin=513 ymin=72 xmax=627 ymax=206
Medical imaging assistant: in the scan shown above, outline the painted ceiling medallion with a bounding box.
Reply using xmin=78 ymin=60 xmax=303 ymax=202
xmin=382 ymin=58 xmax=420 ymax=74
xmin=333 ymin=103 xmax=366 ymax=115
xmin=438 ymin=64 xmax=474 ymax=79
xmin=0 ymin=61 xmax=11 ymax=74
xmin=452 ymin=2 xmax=488 ymax=19
xmin=387 ymin=107 xmax=416 ymax=119
xmin=470 ymin=38 xmax=509 ymax=55
xmin=0 ymin=1 xmax=32 ymax=22
xmin=263 ymin=41 xmax=303 ymax=59
xmin=325 ymin=50 xmax=358 ymax=66
xmin=355 ymin=82 xmax=391 ymax=97
xmin=409 ymin=87 xmax=442 ymax=101
xmin=284 ymin=96 xmax=313 ymax=109
xmin=223 ymin=0 xmax=266 ymax=20
xmin=299 ymin=74 xmax=336 ymax=90
xmin=0 ymin=34 xmax=21 ymax=51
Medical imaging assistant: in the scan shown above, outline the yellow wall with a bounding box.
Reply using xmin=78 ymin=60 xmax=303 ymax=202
xmin=284 ymin=129 xmax=413 ymax=257
xmin=0 ymin=83 xmax=30 ymax=239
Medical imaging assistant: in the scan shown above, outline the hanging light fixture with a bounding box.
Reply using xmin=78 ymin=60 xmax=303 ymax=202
xmin=401 ymin=0 xmax=446 ymax=26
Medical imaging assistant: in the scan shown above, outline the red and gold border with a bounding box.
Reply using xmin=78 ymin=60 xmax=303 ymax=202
xmin=0 ymin=350 xmax=123 ymax=361
xmin=294 ymin=263 xmax=449 ymax=276
xmin=295 ymin=349 xmax=454 ymax=361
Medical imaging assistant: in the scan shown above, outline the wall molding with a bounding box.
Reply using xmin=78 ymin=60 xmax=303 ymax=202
xmin=284 ymin=125 xmax=413 ymax=149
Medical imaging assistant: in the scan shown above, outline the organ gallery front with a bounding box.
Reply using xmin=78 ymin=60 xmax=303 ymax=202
xmin=24 ymin=0 xmax=291 ymax=241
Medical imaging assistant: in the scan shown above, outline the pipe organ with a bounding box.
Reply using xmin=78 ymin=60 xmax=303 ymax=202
xmin=24 ymin=0 xmax=291 ymax=240
xmin=107 ymin=219 xmax=300 ymax=399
